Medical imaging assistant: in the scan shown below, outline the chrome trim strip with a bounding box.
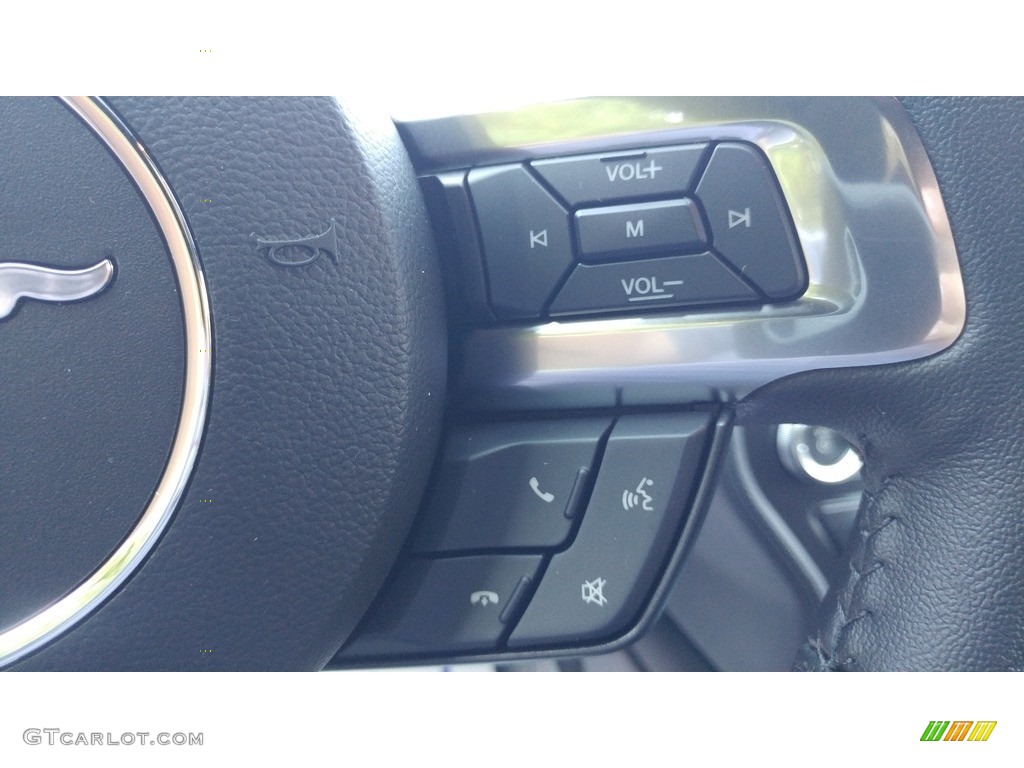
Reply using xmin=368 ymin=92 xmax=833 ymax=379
xmin=399 ymin=97 xmax=966 ymax=405
xmin=0 ymin=97 xmax=212 ymax=667
xmin=0 ymin=260 xmax=114 ymax=319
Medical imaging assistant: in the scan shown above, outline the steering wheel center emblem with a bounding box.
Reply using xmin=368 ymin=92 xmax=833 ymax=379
xmin=0 ymin=259 xmax=114 ymax=319
xmin=0 ymin=98 xmax=211 ymax=670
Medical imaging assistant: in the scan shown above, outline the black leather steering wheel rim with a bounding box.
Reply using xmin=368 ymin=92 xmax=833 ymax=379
xmin=740 ymin=97 xmax=1024 ymax=671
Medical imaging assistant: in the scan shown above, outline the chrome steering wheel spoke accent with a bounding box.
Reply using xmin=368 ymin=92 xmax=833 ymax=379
xmin=398 ymin=97 xmax=964 ymax=407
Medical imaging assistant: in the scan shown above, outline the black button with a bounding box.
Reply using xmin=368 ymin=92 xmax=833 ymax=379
xmin=508 ymin=413 xmax=711 ymax=648
xmin=575 ymin=199 xmax=706 ymax=262
xmin=695 ymin=143 xmax=807 ymax=300
xmin=548 ymin=253 xmax=759 ymax=317
xmin=411 ymin=419 xmax=610 ymax=553
xmin=344 ymin=555 xmax=543 ymax=657
xmin=467 ymin=164 xmax=574 ymax=320
xmin=532 ymin=145 xmax=708 ymax=207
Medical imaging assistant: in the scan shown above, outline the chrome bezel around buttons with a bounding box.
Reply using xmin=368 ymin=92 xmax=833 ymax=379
xmin=397 ymin=98 xmax=965 ymax=407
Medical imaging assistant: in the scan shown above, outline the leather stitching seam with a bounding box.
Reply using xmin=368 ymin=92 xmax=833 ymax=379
xmin=821 ymin=477 xmax=898 ymax=671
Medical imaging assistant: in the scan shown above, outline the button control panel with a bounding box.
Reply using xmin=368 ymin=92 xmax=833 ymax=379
xmin=340 ymin=136 xmax=802 ymax=665
xmin=509 ymin=413 xmax=710 ymax=647
xmin=339 ymin=411 xmax=717 ymax=662
xmin=445 ymin=141 xmax=806 ymax=322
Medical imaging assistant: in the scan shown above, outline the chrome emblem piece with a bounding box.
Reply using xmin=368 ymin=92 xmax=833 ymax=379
xmin=0 ymin=259 xmax=114 ymax=319
xmin=1 ymin=97 xmax=211 ymax=669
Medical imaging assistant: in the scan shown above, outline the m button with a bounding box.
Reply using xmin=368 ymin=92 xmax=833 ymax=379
xmin=575 ymin=199 xmax=706 ymax=262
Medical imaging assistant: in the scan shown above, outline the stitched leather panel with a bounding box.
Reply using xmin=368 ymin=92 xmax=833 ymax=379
xmin=739 ymin=98 xmax=1024 ymax=670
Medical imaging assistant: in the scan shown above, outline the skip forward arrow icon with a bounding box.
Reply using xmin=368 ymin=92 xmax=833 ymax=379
xmin=728 ymin=208 xmax=751 ymax=229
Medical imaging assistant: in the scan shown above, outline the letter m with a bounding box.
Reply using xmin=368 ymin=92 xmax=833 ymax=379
xmin=967 ymin=721 xmax=997 ymax=742
xmin=944 ymin=721 xmax=974 ymax=741
xmin=921 ymin=721 xmax=950 ymax=741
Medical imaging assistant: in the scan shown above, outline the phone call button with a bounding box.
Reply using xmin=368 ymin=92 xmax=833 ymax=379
xmin=411 ymin=419 xmax=610 ymax=553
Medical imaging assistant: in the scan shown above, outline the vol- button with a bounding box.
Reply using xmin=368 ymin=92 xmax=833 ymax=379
xmin=549 ymin=253 xmax=758 ymax=317
xmin=467 ymin=164 xmax=574 ymax=320
xmin=621 ymin=275 xmax=685 ymax=303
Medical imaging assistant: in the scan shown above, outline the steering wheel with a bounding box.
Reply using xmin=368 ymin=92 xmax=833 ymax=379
xmin=747 ymin=97 xmax=1024 ymax=671
xmin=1 ymin=96 xmax=1017 ymax=671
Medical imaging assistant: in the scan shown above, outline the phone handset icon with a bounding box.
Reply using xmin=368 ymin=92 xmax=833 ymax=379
xmin=470 ymin=591 xmax=500 ymax=607
xmin=529 ymin=477 xmax=555 ymax=503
